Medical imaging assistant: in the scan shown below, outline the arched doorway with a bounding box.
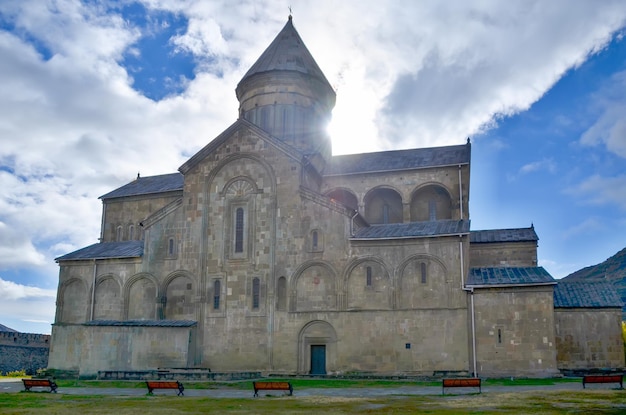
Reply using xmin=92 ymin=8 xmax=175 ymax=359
xmin=297 ymin=320 xmax=337 ymax=375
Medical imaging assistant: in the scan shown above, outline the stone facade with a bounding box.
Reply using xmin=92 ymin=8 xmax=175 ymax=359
xmin=48 ymin=322 xmax=195 ymax=376
xmin=553 ymin=281 xmax=625 ymax=371
xmin=471 ymin=286 xmax=558 ymax=377
xmin=555 ymin=309 xmax=624 ymax=370
xmin=49 ymin=17 xmax=623 ymax=378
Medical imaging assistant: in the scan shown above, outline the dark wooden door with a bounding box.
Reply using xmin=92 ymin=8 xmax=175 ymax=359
xmin=310 ymin=345 xmax=326 ymax=375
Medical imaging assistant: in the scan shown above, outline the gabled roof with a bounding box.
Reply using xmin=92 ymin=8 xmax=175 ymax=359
xmin=470 ymin=227 xmax=538 ymax=243
xmin=467 ymin=266 xmax=556 ymax=287
xmin=351 ymin=219 xmax=470 ymax=240
xmin=84 ymin=320 xmax=196 ymax=327
xmin=325 ymin=143 xmax=470 ymax=176
xmin=99 ymin=173 xmax=183 ymax=200
xmin=55 ymin=241 xmax=143 ymax=261
xmin=179 ymin=118 xmax=303 ymax=175
xmin=554 ymin=281 xmax=623 ymax=308
xmin=238 ymin=16 xmax=332 ymax=90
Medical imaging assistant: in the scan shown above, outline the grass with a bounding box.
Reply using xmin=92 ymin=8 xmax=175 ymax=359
xmin=0 ymin=389 xmax=625 ymax=414
xmin=41 ymin=376 xmax=580 ymax=390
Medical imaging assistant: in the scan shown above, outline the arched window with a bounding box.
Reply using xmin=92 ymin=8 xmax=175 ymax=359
xmin=312 ymin=230 xmax=318 ymax=250
xmin=168 ymin=238 xmax=175 ymax=256
xmin=128 ymin=225 xmax=134 ymax=240
xmin=277 ymin=277 xmax=287 ymax=311
xmin=252 ymin=278 xmax=260 ymax=309
xmin=116 ymin=226 xmax=123 ymax=241
xmin=213 ymin=280 xmax=221 ymax=310
xmin=366 ymin=266 xmax=372 ymax=287
xmin=428 ymin=200 xmax=437 ymax=221
xmin=421 ymin=262 xmax=427 ymax=284
xmin=235 ymin=207 xmax=244 ymax=253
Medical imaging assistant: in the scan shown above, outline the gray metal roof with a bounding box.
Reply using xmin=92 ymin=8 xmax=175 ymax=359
xmin=84 ymin=320 xmax=197 ymax=327
xmin=554 ymin=281 xmax=623 ymax=308
xmin=467 ymin=267 xmax=556 ymax=287
xmin=99 ymin=173 xmax=183 ymax=200
xmin=470 ymin=227 xmax=538 ymax=243
xmin=55 ymin=241 xmax=143 ymax=261
xmin=351 ymin=219 xmax=470 ymax=240
xmin=237 ymin=16 xmax=332 ymax=90
xmin=325 ymin=143 xmax=470 ymax=176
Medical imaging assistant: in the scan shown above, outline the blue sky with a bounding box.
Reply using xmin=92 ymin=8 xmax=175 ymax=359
xmin=0 ymin=0 xmax=625 ymax=334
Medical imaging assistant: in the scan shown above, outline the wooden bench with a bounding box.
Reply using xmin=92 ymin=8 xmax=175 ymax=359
xmin=22 ymin=378 xmax=58 ymax=393
xmin=145 ymin=380 xmax=185 ymax=396
xmin=253 ymin=381 xmax=293 ymax=397
xmin=582 ymin=374 xmax=623 ymax=389
xmin=442 ymin=378 xmax=481 ymax=394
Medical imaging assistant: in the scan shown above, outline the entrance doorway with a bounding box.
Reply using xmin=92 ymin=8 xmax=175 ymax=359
xmin=298 ymin=320 xmax=336 ymax=374
xmin=310 ymin=345 xmax=326 ymax=375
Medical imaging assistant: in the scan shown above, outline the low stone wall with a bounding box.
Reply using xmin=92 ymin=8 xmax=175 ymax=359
xmin=0 ymin=332 xmax=50 ymax=375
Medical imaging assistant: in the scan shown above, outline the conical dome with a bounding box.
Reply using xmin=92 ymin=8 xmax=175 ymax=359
xmin=236 ymin=16 xmax=336 ymax=161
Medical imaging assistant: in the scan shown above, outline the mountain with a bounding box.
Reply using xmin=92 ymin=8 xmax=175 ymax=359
xmin=563 ymin=246 xmax=626 ymax=318
xmin=0 ymin=324 xmax=18 ymax=332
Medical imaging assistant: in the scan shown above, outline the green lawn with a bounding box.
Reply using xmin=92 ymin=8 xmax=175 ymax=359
xmin=45 ymin=376 xmax=580 ymax=390
xmin=0 ymin=389 xmax=625 ymax=414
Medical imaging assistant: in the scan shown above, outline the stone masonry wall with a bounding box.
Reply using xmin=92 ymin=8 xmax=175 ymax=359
xmin=555 ymin=308 xmax=625 ymax=370
xmin=469 ymin=241 xmax=537 ymax=268
xmin=0 ymin=331 xmax=50 ymax=375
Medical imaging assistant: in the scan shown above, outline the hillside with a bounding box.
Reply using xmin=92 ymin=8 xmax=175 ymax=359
xmin=563 ymin=246 xmax=626 ymax=317
xmin=0 ymin=324 xmax=17 ymax=332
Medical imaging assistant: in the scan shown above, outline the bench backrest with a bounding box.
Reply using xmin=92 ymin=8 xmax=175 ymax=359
xmin=583 ymin=375 xmax=622 ymax=382
xmin=443 ymin=378 xmax=481 ymax=387
xmin=253 ymin=381 xmax=291 ymax=390
xmin=23 ymin=379 xmax=52 ymax=386
xmin=146 ymin=381 xmax=180 ymax=388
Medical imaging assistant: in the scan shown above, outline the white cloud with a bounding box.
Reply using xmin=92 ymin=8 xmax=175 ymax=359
xmin=519 ymin=158 xmax=557 ymax=175
xmin=506 ymin=158 xmax=557 ymax=182
xmin=561 ymin=217 xmax=605 ymax=240
xmin=0 ymin=277 xmax=56 ymax=301
xmin=580 ymin=70 xmax=626 ymax=159
xmin=0 ymin=277 xmax=56 ymax=332
xmin=567 ymin=174 xmax=626 ymax=210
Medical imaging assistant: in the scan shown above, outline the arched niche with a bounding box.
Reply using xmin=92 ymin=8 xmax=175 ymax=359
xmin=397 ymin=256 xmax=448 ymax=309
xmin=94 ymin=275 xmax=122 ymax=320
xmin=60 ymin=278 xmax=88 ymax=323
xmin=345 ymin=258 xmax=392 ymax=310
xmin=410 ymin=184 xmax=452 ymax=221
xmin=326 ymin=188 xmax=359 ymax=211
xmin=364 ymin=187 xmax=403 ymax=224
xmin=164 ymin=274 xmax=195 ymax=320
xmin=125 ymin=274 xmax=158 ymax=320
xmin=293 ymin=262 xmax=337 ymax=311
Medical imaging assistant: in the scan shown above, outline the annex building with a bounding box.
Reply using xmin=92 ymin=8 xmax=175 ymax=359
xmin=49 ymin=17 xmax=624 ymax=379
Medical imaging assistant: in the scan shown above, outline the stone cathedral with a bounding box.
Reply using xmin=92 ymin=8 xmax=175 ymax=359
xmin=49 ymin=17 xmax=624 ymax=378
